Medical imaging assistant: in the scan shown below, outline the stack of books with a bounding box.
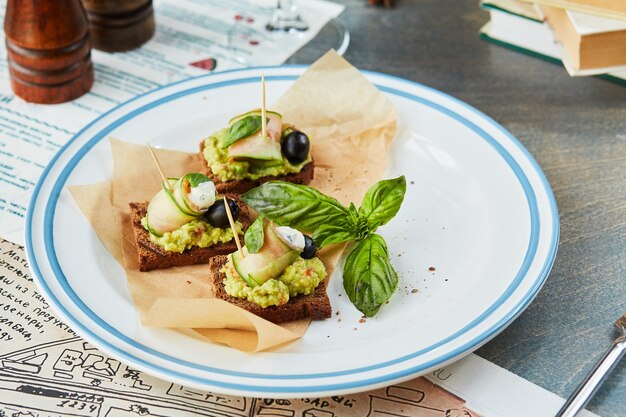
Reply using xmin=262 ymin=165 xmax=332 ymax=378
xmin=480 ymin=0 xmax=626 ymax=84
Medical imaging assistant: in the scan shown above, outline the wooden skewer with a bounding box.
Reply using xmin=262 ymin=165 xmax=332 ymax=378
xmin=261 ymin=74 xmax=267 ymax=139
xmin=223 ymin=196 xmax=244 ymax=258
xmin=147 ymin=143 xmax=173 ymax=192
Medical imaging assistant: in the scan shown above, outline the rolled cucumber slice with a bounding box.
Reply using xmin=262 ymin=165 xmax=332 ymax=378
xmin=146 ymin=181 xmax=197 ymax=236
xmin=227 ymin=133 xmax=283 ymax=162
xmin=166 ymin=179 xmax=197 ymax=217
xmin=232 ymin=221 xmax=301 ymax=287
xmin=145 ymin=174 xmax=214 ymax=236
xmin=174 ymin=176 xmax=211 ymax=216
xmin=144 ymin=212 xmax=163 ymax=237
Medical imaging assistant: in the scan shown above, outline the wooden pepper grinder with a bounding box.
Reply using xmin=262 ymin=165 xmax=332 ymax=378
xmin=4 ymin=0 xmax=94 ymax=104
xmin=81 ymin=0 xmax=155 ymax=52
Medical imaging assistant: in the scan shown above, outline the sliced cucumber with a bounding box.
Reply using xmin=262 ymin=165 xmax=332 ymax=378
xmin=146 ymin=179 xmax=198 ymax=235
xmin=231 ymin=221 xmax=300 ymax=287
xmin=165 ymin=179 xmax=197 ymax=217
xmin=145 ymin=173 xmax=215 ymax=236
xmin=144 ymin=212 xmax=163 ymax=237
xmin=231 ymin=249 xmax=263 ymax=287
xmin=176 ymin=177 xmax=207 ymax=216
xmin=227 ymin=133 xmax=282 ymax=161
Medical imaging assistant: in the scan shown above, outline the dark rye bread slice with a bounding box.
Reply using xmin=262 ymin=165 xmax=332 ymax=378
xmin=209 ymin=255 xmax=332 ymax=323
xmin=129 ymin=199 xmax=251 ymax=272
xmin=199 ymin=140 xmax=314 ymax=194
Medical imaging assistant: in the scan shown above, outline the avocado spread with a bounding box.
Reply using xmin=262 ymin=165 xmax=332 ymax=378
xmin=202 ymin=128 xmax=311 ymax=182
xmin=141 ymin=217 xmax=243 ymax=253
xmin=223 ymin=257 xmax=327 ymax=308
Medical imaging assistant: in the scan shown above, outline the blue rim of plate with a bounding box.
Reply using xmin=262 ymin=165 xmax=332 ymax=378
xmin=26 ymin=66 xmax=559 ymax=394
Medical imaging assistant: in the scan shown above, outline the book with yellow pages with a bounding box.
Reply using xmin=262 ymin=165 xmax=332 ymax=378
xmin=479 ymin=0 xmax=626 ymax=85
xmin=519 ymin=0 xmax=626 ymax=21
xmin=541 ymin=5 xmax=626 ymax=70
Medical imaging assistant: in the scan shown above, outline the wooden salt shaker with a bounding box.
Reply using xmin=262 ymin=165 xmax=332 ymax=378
xmin=4 ymin=0 xmax=94 ymax=104
xmin=81 ymin=0 xmax=155 ymax=52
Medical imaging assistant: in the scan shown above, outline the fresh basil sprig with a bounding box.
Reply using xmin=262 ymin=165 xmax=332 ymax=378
xmin=241 ymin=182 xmax=353 ymax=234
xmin=242 ymin=176 xmax=406 ymax=317
xmin=343 ymin=234 xmax=398 ymax=317
xmin=222 ymin=115 xmax=263 ymax=148
xmin=244 ymin=216 xmax=265 ymax=253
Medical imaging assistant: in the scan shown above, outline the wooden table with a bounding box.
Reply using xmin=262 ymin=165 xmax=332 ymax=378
xmin=294 ymin=1 xmax=625 ymax=416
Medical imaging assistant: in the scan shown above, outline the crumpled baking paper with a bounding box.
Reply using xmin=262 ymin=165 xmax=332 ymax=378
xmin=69 ymin=50 xmax=397 ymax=352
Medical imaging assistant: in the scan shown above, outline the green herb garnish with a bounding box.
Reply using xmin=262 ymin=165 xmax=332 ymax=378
xmin=242 ymin=176 xmax=406 ymax=317
xmin=241 ymin=181 xmax=353 ymax=233
xmin=343 ymin=234 xmax=398 ymax=317
xmin=244 ymin=216 xmax=265 ymax=253
xmin=222 ymin=115 xmax=263 ymax=148
xmin=358 ymin=176 xmax=406 ymax=230
xmin=184 ymin=172 xmax=211 ymax=187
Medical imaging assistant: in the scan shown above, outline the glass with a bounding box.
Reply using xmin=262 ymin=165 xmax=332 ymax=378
xmin=227 ymin=0 xmax=349 ymax=67
xmin=267 ymin=0 xmax=309 ymax=32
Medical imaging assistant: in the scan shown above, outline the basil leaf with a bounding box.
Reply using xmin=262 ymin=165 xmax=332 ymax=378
xmin=184 ymin=173 xmax=211 ymax=187
xmin=343 ymin=234 xmax=398 ymax=317
xmin=244 ymin=216 xmax=264 ymax=253
xmin=242 ymin=181 xmax=353 ymax=233
xmin=312 ymin=224 xmax=359 ymax=248
xmin=348 ymin=202 xmax=359 ymax=222
xmin=222 ymin=115 xmax=262 ymax=148
xmin=358 ymin=176 xmax=406 ymax=232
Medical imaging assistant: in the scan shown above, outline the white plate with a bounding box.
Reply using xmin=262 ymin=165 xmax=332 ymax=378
xmin=26 ymin=66 xmax=559 ymax=398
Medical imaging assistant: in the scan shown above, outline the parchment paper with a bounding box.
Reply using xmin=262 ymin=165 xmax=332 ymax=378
xmin=70 ymin=51 xmax=397 ymax=352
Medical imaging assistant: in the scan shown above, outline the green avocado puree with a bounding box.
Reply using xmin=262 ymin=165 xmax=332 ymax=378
xmin=141 ymin=217 xmax=242 ymax=253
xmin=202 ymin=128 xmax=311 ymax=182
xmin=223 ymin=257 xmax=327 ymax=308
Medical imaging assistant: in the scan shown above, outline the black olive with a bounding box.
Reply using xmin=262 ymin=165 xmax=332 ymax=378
xmin=301 ymin=235 xmax=317 ymax=259
xmin=205 ymin=198 xmax=239 ymax=228
xmin=282 ymin=131 xmax=310 ymax=164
